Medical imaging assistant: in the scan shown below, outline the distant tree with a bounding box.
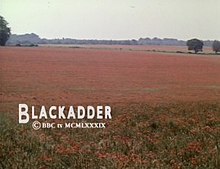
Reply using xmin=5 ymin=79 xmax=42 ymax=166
xmin=0 ymin=16 xmax=11 ymax=46
xmin=186 ymin=39 xmax=204 ymax=53
xmin=212 ymin=40 xmax=220 ymax=54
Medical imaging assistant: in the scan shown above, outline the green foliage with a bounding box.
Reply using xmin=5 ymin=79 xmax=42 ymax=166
xmin=212 ymin=40 xmax=220 ymax=54
xmin=186 ymin=39 xmax=204 ymax=54
xmin=0 ymin=16 xmax=11 ymax=46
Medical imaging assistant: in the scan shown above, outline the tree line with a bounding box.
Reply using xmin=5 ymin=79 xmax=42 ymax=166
xmin=1 ymin=15 xmax=220 ymax=54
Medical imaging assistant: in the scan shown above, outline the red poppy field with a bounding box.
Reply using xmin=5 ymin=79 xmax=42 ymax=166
xmin=0 ymin=46 xmax=220 ymax=168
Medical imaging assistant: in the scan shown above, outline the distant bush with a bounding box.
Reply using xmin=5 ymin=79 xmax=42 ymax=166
xmin=176 ymin=51 xmax=184 ymax=53
xmin=212 ymin=40 xmax=220 ymax=54
xmin=15 ymin=43 xmax=38 ymax=47
xmin=29 ymin=43 xmax=38 ymax=47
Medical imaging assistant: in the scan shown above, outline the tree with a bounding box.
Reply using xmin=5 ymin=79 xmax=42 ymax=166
xmin=212 ymin=40 xmax=220 ymax=54
xmin=0 ymin=16 xmax=11 ymax=46
xmin=186 ymin=39 xmax=204 ymax=54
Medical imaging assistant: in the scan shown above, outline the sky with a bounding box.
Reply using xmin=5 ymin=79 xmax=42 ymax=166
xmin=1 ymin=0 xmax=220 ymax=40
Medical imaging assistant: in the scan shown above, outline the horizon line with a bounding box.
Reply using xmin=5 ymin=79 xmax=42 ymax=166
xmin=10 ymin=33 xmax=219 ymax=42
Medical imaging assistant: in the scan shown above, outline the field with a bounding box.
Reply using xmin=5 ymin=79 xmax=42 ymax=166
xmin=0 ymin=46 xmax=220 ymax=168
